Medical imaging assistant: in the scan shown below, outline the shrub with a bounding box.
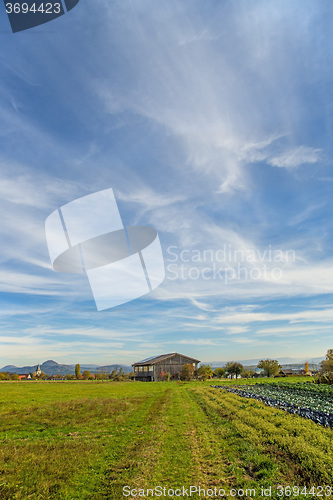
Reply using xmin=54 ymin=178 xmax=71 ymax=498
xmin=315 ymin=372 xmax=333 ymax=385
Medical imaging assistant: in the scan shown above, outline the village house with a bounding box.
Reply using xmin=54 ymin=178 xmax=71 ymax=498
xmin=132 ymin=352 xmax=201 ymax=382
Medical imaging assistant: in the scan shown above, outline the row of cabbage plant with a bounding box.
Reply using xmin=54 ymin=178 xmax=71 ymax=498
xmin=212 ymin=383 xmax=333 ymax=428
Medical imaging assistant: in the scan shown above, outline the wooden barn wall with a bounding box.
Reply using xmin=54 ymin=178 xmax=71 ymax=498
xmin=154 ymin=356 xmax=199 ymax=380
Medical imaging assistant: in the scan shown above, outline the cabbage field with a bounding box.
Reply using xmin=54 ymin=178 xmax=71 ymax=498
xmin=213 ymin=382 xmax=333 ymax=427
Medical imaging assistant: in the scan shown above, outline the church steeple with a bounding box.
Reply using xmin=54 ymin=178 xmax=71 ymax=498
xmin=36 ymin=363 xmax=42 ymax=376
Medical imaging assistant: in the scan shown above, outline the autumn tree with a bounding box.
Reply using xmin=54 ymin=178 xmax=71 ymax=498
xmin=82 ymin=370 xmax=91 ymax=380
xmin=116 ymin=368 xmax=126 ymax=380
xmin=320 ymin=349 xmax=333 ymax=373
xmin=213 ymin=367 xmax=226 ymax=378
xmin=180 ymin=363 xmax=194 ymax=381
xmin=225 ymin=362 xmax=244 ymax=379
xmin=108 ymin=368 xmax=125 ymax=381
xmin=197 ymin=364 xmax=213 ymax=380
xmin=257 ymin=359 xmax=281 ymax=377
xmin=304 ymin=361 xmax=310 ymax=375
xmin=75 ymin=364 xmax=81 ymax=379
xmin=242 ymin=369 xmax=255 ymax=379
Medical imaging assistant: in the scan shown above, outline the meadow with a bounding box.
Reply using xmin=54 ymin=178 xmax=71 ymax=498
xmin=0 ymin=378 xmax=333 ymax=499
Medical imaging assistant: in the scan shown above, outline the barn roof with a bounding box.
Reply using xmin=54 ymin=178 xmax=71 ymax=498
xmin=132 ymin=352 xmax=201 ymax=367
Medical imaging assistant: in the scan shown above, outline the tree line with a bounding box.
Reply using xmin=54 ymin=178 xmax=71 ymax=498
xmin=179 ymin=359 xmax=297 ymax=381
xmin=0 ymin=365 xmax=134 ymax=381
xmin=179 ymin=350 xmax=333 ymax=382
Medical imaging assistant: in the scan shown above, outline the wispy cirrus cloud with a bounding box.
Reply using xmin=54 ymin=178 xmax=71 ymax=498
xmin=216 ymin=307 xmax=333 ymax=325
xmin=267 ymin=146 xmax=323 ymax=169
xmin=0 ymin=0 xmax=332 ymax=365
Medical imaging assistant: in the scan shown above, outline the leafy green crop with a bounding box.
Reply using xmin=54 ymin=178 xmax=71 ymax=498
xmin=213 ymin=382 xmax=333 ymax=427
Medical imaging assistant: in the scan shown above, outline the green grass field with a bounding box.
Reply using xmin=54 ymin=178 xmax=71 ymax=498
xmin=1 ymin=379 xmax=333 ymax=499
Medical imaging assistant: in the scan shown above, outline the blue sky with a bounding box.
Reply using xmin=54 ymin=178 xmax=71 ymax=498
xmin=0 ymin=0 xmax=333 ymax=367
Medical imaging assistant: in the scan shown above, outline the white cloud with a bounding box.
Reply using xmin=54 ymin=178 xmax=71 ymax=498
xmin=116 ymin=186 xmax=185 ymax=213
xmin=227 ymin=326 xmax=249 ymax=335
xmin=177 ymin=338 xmax=221 ymax=346
xmin=0 ymin=168 xmax=84 ymax=211
xmin=256 ymin=324 xmax=332 ymax=337
xmin=216 ymin=307 xmax=333 ymax=325
xmin=268 ymin=146 xmax=322 ymax=169
xmin=93 ymin=2 xmax=327 ymax=197
xmin=237 ymin=138 xmax=323 ymax=170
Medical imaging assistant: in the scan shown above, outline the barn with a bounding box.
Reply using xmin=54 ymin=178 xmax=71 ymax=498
xmin=132 ymin=352 xmax=201 ymax=382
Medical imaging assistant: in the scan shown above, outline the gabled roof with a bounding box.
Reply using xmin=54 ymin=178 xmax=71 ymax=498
xmin=132 ymin=352 xmax=201 ymax=367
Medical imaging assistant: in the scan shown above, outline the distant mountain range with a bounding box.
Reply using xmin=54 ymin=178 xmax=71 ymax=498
xmin=0 ymin=360 xmax=132 ymax=376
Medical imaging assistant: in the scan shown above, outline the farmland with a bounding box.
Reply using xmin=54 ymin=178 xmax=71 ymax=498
xmin=0 ymin=379 xmax=333 ymax=499
xmin=214 ymin=382 xmax=333 ymax=427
